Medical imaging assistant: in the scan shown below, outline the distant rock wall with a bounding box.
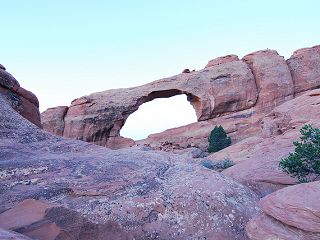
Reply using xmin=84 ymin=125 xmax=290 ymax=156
xmin=0 ymin=66 xmax=41 ymax=127
xmin=41 ymin=45 xmax=320 ymax=149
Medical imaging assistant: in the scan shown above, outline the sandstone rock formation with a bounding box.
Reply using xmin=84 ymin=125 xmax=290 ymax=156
xmin=287 ymin=45 xmax=320 ymax=94
xmin=133 ymin=45 xmax=320 ymax=152
xmin=1 ymin=92 xmax=261 ymax=239
xmin=41 ymin=45 xmax=320 ymax=150
xmin=42 ymin=59 xmax=258 ymax=148
xmin=242 ymin=50 xmax=294 ymax=111
xmin=0 ymin=65 xmax=41 ymax=127
xmin=246 ymin=181 xmax=320 ymax=239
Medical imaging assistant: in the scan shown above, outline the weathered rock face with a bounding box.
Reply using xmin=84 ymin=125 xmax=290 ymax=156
xmin=246 ymin=181 xmax=320 ymax=239
xmin=0 ymin=65 xmax=41 ymax=127
xmin=41 ymin=45 xmax=320 ymax=149
xmin=0 ymin=94 xmax=261 ymax=239
xmin=41 ymin=106 xmax=68 ymax=136
xmin=287 ymin=45 xmax=320 ymax=94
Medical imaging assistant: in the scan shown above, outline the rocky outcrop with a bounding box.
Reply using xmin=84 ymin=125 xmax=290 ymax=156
xmin=0 ymin=93 xmax=261 ymax=239
xmin=41 ymin=45 xmax=320 ymax=149
xmin=0 ymin=65 xmax=41 ymax=127
xmin=246 ymin=181 xmax=320 ymax=239
xmin=287 ymin=45 xmax=320 ymax=94
xmin=41 ymin=106 xmax=68 ymax=136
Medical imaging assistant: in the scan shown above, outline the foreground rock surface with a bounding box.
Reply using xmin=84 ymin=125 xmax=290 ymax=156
xmin=0 ymin=94 xmax=260 ymax=239
xmin=0 ymin=228 xmax=35 ymax=240
xmin=246 ymin=181 xmax=320 ymax=239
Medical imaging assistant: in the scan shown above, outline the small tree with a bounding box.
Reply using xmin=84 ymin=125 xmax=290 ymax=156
xmin=208 ymin=125 xmax=231 ymax=153
xmin=279 ymin=124 xmax=320 ymax=183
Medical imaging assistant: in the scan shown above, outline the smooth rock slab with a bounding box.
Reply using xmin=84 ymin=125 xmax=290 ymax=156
xmin=246 ymin=213 xmax=320 ymax=240
xmin=260 ymin=181 xmax=320 ymax=233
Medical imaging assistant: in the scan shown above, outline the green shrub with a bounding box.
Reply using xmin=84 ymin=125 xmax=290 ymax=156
xmin=279 ymin=124 xmax=320 ymax=183
xmin=208 ymin=125 xmax=231 ymax=153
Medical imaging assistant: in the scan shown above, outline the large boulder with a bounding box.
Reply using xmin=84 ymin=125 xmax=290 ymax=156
xmin=0 ymin=65 xmax=41 ymax=127
xmin=246 ymin=181 xmax=320 ymax=239
xmin=0 ymin=94 xmax=261 ymax=239
xmin=287 ymin=45 xmax=320 ymax=94
xmin=242 ymin=50 xmax=294 ymax=112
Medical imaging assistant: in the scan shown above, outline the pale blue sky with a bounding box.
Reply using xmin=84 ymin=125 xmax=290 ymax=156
xmin=1 ymin=1 xmax=320 ymax=139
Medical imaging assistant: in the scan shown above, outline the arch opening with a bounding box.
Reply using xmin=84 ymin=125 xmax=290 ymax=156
xmin=120 ymin=94 xmax=197 ymax=140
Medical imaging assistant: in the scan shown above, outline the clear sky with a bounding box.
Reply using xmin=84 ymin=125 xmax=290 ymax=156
xmin=1 ymin=1 xmax=320 ymax=139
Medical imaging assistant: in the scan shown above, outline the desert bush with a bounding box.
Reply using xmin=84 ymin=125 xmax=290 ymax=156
xmin=202 ymin=159 xmax=234 ymax=171
xmin=279 ymin=124 xmax=320 ymax=183
xmin=208 ymin=125 xmax=231 ymax=153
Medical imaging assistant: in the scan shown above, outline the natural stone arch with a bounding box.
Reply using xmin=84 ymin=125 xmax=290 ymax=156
xmin=108 ymin=89 xmax=202 ymax=142
xmin=123 ymin=89 xmax=202 ymax=123
xmin=51 ymin=59 xmax=258 ymax=148
xmin=119 ymin=90 xmax=200 ymax=140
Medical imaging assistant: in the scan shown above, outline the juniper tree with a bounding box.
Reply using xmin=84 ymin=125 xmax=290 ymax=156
xmin=208 ymin=125 xmax=231 ymax=153
xmin=279 ymin=124 xmax=320 ymax=183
